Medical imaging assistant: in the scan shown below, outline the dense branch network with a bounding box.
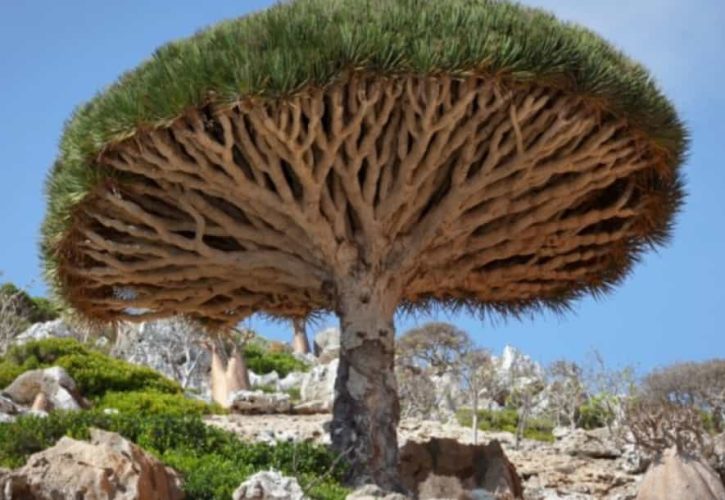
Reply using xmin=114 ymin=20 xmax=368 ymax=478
xmin=56 ymin=73 xmax=671 ymax=323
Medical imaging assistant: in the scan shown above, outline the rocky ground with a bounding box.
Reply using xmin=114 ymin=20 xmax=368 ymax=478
xmin=206 ymin=414 xmax=641 ymax=499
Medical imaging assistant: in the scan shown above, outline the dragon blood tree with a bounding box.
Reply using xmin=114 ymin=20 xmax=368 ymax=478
xmin=42 ymin=0 xmax=686 ymax=490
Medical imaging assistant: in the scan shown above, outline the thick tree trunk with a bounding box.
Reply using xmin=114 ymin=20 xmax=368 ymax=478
xmin=331 ymin=280 xmax=402 ymax=491
xmin=210 ymin=343 xmax=228 ymax=407
xmin=226 ymin=346 xmax=251 ymax=394
xmin=291 ymin=318 xmax=310 ymax=355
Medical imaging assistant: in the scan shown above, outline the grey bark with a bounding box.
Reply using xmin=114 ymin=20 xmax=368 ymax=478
xmin=330 ymin=279 xmax=402 ymax=491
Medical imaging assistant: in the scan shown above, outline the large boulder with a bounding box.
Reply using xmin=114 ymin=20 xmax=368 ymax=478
xmin=232 ymin=470 xmax=305 ymax=500
xmin=399 ymin=438 xmax=523 ymax=498
xmin=312 ymin=327 xmax=340 ymax=362
xmin=2 ymin=428 xmax=184 ymax=500
xmin=249 ymin=370 xmax=280 ymax=389
xmin=300 ymin=359 xmax=338 ymax=411
xmin=2 ymin=366 xmax=85 ymax=411
xmin=279 ymin=371 xmax=306 ymax=392
xmin=229 ymin=390 xmax=293 ymax=414
xmin=113 ymin=318 xmax=211 ymax=398
xmin=636 ymin=447 xmax=725 ymax=500
xmin=556 ymin=427 xmax=621 ymax=460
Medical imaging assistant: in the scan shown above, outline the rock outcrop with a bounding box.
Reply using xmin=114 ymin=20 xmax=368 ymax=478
xmin=636 ymin=447 xmax=725 ymax=500
xmin=232 ymin=470 xmax=305 ymax=500
xmin=312 ymin=327 xmax=340 ymax=363
xmin=399 ymin=437 xmax=523 ymax=498
xmin=556 ymin=427 xmax=621 ymax=460
xmin=2 ymin=366 xmax=85 ymax=411
xmin=1 ymin=428 xmax=184 ymax=500
xmin=14 ymin=319 xmax=78 ymax=344
xmin=300 ymin=359 xmax=338 ymax=411
xmin=229 ymin=390 xmax=293 ymax=414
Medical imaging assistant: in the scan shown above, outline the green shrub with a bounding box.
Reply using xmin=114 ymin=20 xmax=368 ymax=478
xmin=456 ymin=408 xmax=554 ymax=442
xmin=578 ymin=394 xmax=616 ymax=430
xmin=0 ymin=338 xmax=181 ymax=397
xmin=286 ymin=387 xmax=301 ymax=402
xmin=244 ymin=342 xmax=308 ymax=378
xmin=0 ymin=361 xmax=28 ymax=389
xmin=96 ymin=390 xmax=220 ymax=416
xmin=56 ymin=352 xmax=180 ymax=397
xmin=0 ymin=411 xmax=349 ymax=499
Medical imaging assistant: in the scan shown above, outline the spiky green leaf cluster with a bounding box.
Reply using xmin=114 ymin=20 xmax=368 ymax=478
xmin=42 ymin=0 xmax=687 ymax=310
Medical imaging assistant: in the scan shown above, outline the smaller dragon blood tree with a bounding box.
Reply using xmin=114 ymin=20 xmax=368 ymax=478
xmin=43 ymin=0 xmax=687 ymax=490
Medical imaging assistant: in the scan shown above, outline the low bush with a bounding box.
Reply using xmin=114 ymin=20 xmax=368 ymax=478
xmin=456 ymin=408 xmax=555 ymax=442
xmin=244 ymin=342 xmax=309 ymax=378
xmin=0 ymin=411 xmax=348 ymax=499
xmin=0 ymin=338 xmax=180 ymax=396
xmin=578 ymin=394 xmax=616 ymax=430
xmin=96 ymin=390 xmax=221 ymax=417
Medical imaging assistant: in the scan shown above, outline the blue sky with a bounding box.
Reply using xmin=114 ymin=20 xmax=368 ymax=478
xmin=1 ymin=1 xmax=723 ymax=373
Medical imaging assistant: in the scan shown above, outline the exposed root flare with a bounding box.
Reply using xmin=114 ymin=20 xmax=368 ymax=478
xmin=57 ymin=73 xmax=672 ymax=324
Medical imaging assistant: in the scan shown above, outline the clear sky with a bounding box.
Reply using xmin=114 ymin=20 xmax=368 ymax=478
xmin=1 ymin=1 xmax=723 ymax=373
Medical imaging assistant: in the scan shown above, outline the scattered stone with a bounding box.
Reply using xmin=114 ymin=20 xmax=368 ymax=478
xmin=636 ymin=447 xmax=725 ymax=500
xmin=205 ymin=415 xmax=641 ymax=500
xmin=313 ymin=327 xmax=340 ymax=362
xmin=300 ymin=359 xmax=338 ymax=410
xmin=232 ymin=470 xmax=305 ymax=500
xmin=556 ymin=428 xmax=621 ymax=459
xmin=346 ymin=484 xmax=408 ymax=499
xmin=399 ymin=438 xmax=523 ymax=498
xmin=2 ymin=366 xmax=85 ymax=411
xmin=229 ymin=390 xmax=293 ymax=414
xmin=2 ymin=428 xmax=184 ymax=500
xmin=293 ymin=400 xmax=330 ymax=415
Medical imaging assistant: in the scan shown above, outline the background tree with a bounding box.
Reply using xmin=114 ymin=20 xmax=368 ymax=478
xmin=506 ymin=361 xmax=547 ymax=449
xmin=41 ymin=0 xmax=686 ymax=489
xmin=397 ymin=322 xmax=470 ymax=376
xmin=0 ymin=282 xmax=26 ymax=354
xmin=584 ymin=350 xmax=637 ymax=436
xmin=623 ymin=398 xmax=709 ymax=458
xmin=456 ymin=347 xmax=495 ymax=445
xmin=547 ymin=360 xmax=585 ymax=429
xmin=0 ymin=277 xmax=62 ymax=354
xmin=643 ymin=360 xmax=725 ymax=432
xmin=291 ymin=318 xmax=311 ymax=355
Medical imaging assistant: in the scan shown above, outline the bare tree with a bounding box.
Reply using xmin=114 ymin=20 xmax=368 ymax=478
xmin=506 ymin=361 xmax=546 ymax=449
xmin=643 ymin=360 xmax=725 ymax=432
xmin=548 ymin=360 xmax=585 ymax=429
xmin=585 ymin=350 xmax=637 ymax=436
xmin=397 ymin=322 xmax=497 ymax=443
xmin=0 ymin=283 xmax=26 ymax=354
xmin=456 ymin=348 xmax=495 ymax=444
xmin=624 ymin=398 xmax=709 ymax=458
xmin=396 ymin=364 xmax=437 ymax=419
xmin=397 ymin=323 xmax=470 ymax=376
